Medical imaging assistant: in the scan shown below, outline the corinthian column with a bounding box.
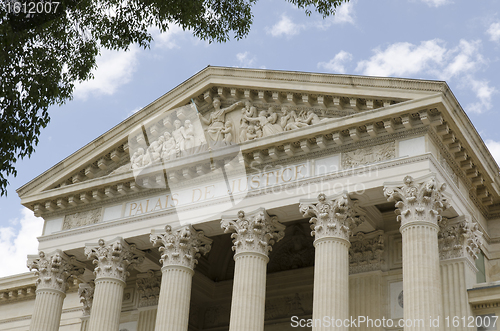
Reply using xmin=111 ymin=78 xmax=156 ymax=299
xmin=150 ymin=225 xmax=212 ymax=331
xmin=221 ymin=208 xmax=285 ymax=331
xmin=439 ymin=217 xmax=482 ymax=331
xmin=384 ymin=175 xmax=449 ymax=331
xmin=300 ymin=193 xmax=365 ymax=331
xmin=85 ymin=238 xmax=144 ymax=331
xmin=27 ymin=250 xmax=85 ymax=331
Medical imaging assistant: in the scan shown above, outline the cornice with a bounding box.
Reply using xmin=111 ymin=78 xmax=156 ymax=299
xmin=17 ymin=67 xmax=446 ymax=197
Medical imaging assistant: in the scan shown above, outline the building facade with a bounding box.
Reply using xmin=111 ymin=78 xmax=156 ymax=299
xmin=1 ymin=67 xmax=500 ymax=331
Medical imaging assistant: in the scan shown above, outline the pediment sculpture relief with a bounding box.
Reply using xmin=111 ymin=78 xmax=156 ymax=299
xmin=129 ymin=98 xmax=333 ymax=170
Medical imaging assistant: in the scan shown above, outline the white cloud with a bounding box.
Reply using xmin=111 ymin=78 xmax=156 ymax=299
xmin=355 ymin=40 xmax=446 ymax=77
xmin=267 ymin=15 xmax=305 ymax=37
xmin=466 ymin=79 xmax=496 ymax=114
xmin=318 ymin=51 xmax=353 ymax=73
xmin=0 ymin=208 xmax=43 ymax=278
xmin=419 ymin=0 xmax=451 ymax=7
xmin=332 ymin=2 xmax=355 ymax=25
xmin=440 ymin=40 xmax=484 ymax=80
xmin=487 ymin=22 xmax=500 ymax=42
xmin=317 ymin=1 xmax=356 ymax=28
xmin=74 ymin=47 xmax=139 ymax=100
xmin=486 ymin=140 xmax=500 ymax=166
xmin=236 ymin=52 xmax=257 ymax=68
xmin=355 ymin=38 xmax=495 ymax=114
xmin=152 ymin=25 xmax=186 ymax=49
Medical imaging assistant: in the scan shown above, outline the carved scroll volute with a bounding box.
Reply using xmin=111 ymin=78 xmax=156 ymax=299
xmin=84 ymin=237 xmax=145 ymax=283
xmin=384 ymin=175 xmax=449 ymax=228
xmin=299 ymin=193 xmax=366 ymax=242
xmin=221 ymin=208 xmax=285 ymax=257
xmin=150 ymin=224 xmax=212 ymax=270
xmin=27 ymin=249 xmax=85 ymax=293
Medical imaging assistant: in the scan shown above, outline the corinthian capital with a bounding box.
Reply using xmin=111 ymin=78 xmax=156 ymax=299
xmin=438 ymin=217 xmax=483 ymax=261
xmin=384 ymin=175 xmax=449 ymax=227
xmin=27 ymin=250 xmax=85 ymax=293
xmin=299 ymin=193 xmax=365 ymax=241
xmin=84 ymin=237 xmax=145 ymax=282
xmin=221 ymin=208 xmax=285 ymax=256
xmin=150 ymin=225 xmax=212 ymax=270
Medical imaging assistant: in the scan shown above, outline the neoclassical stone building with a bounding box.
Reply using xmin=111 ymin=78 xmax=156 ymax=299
xmin=1 ymin=67 xmax=499 ymax=331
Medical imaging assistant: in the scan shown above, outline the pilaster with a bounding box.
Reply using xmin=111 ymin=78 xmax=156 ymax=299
xmin=136 ymin=270 xmax=161 ymax=331
xmin=221 ymin=208 xmax=285 ymax=331
xmin=439 ymin=216 xmax=483 ymax=331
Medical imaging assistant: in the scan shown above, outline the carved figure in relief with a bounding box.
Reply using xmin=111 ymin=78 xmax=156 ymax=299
xmin=221 ymin=121 xmax=234 ymax=144
xmin=244 ymin=110 xmax=283 ymax=137
xmin=147 ymin=135 xmax=164 ymax=164
xmin=172 ymin=120 xmax=186 ymax=152
xmin=161 ymin=131 xmax=177 ymax=161
xmin=239 ymin=102 xmax=255 ymax=143
xmin=298 ymin=110 xmax=321 ymax=125
xmin=246 ymin=125 xmax=258 ymax=141
xmin=183 ymin=120 xmax=196 ymax=150
xmin=200 ymin=98 xmax=244 ymax=143
xmin=281 ymin=106 xmax=307 ymax=131
xmin=131 ymin=148 xmax=145 ymax=169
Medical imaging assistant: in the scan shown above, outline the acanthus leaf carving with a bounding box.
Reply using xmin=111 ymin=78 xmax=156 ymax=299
xmin=349 ymin=232 xmax=385 ymax=274
xmin=438 ymin=217 xmax=483 ymax=261
xmin=78 ymin=282 xmax=94 ymax=316
xmin=221 ymin=208 xmax=285 ymax=257
xmin=384 ymin=175 xmax=449 ymax=227
xmin=150 ymin=224 xmax=212 ymax=270
xmin=136 ymin=270 xmax=161 ymax=308
xmin=84 ymin=237 xmax=145 ymax=283
xmin=299 ymin=193 xmax=366 ymax=241
xmin=27 ymin=249 xmax=85 ymax=293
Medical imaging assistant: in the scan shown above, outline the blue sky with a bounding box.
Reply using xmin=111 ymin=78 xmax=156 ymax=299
xmin=1 ymin=0 xmax=500 ymax=277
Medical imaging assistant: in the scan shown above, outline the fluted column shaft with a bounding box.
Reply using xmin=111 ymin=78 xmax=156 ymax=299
xmin=85 ymin=237 xmax=144 ymax=331
xmin=229 ymin=252 xmax=268 ymax=331
xmin=155 ymin=266 xmax=194 ymax=330
xmin=313 ymin=237 xmax=350 ymax=331
xmin=300 ymin=193 xmax=365 ymax=331
xmin=80 ymin=317 xmax=90 ymax=331
xmin=385 ymin=175 xmax=449 ymax=331
xmin=30 ymin=288 xmax=66 ymax=331
xmin=150 ymin=225 xmax=212 ymax=331
xmin=137 ymin=308 xmax=158 ymax=331
xmin=88 ymin=278 xmax=125 ymax=331
xmin=27 ymin=250 xmax=85 ymax=331
xmin=401 ymin=222 xmax=442 ymax=331
xmin=221 ymin=208 xmax=285 ymax=331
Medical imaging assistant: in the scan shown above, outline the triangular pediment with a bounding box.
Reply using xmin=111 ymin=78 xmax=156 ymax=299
xmin=17 ymin=66 xmax=500 ymax=218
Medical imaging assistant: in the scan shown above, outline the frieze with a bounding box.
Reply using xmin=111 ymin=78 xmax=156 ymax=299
xmin=63 ymin=208 xmax=102 ymax=230
xmin=341 ymin=141 xmax=395 ymax=169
